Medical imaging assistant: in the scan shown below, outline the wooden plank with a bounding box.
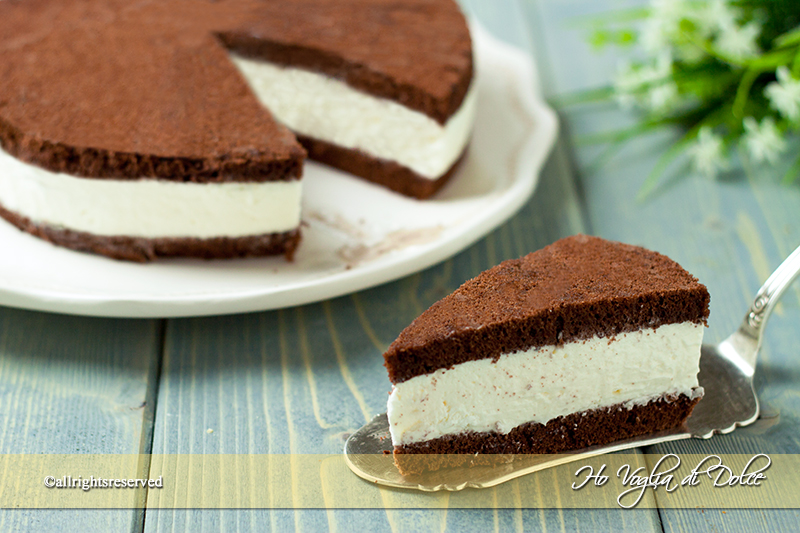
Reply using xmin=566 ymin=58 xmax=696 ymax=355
xmin=534 ymin=0 xmax=800 ymax=529
xmin=143 ymin=136 xmax=618 ymax=532
xmin=0 ymin=308 xmax=161 ymax=532
xmin=143 ymin=102 xmax=662 ymax=533
xmin=639 ymin=162 xmax=800 ymax=531
xmin=145 ymin=1 xmax=663 ymax=531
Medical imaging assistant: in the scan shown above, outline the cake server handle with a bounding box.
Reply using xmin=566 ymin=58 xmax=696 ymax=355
xmin=720 ymin=243 xmax=800 ymax=373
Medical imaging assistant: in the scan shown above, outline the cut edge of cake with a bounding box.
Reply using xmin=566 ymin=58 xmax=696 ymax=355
xmin=0 ymin=0 xmax=474 ymax=260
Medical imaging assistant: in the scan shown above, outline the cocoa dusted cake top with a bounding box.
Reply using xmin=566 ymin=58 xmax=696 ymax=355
xmin=384 ymin=234 xmax=710 ymax=384
xmin=0 ymin=0 xmax=472 ymax=182
xmin=220 ymin=0 xmax=474 ymax=124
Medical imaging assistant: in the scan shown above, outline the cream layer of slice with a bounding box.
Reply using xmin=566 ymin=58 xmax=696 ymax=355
xmin=387 ymin=321 xmax=704 ymax=446
xmin=0 ymin=146 xmax=301 ymax=239
xmin=231 ymin=55 xmax=478 ymax=180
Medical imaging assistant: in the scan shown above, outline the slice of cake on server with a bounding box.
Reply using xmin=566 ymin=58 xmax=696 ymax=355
xmin=383 ymin=234 xmax=709 ymax=475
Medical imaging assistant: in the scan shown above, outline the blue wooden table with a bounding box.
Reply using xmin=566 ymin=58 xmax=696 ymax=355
xmin=2 ymin=1 xmax=799 ymax=531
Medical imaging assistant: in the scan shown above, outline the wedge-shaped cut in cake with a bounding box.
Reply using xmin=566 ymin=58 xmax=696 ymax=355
xmin=384 ymin=234 xmax=709 ymax=475
xmin=0 ymin=0 xmax=473 ymax=261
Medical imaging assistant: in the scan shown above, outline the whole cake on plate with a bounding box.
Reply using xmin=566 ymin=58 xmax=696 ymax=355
xmin=384 ymin=234 xmax=709 ymax=475
xmin=0 ymin=0 xmax=474 ymax=261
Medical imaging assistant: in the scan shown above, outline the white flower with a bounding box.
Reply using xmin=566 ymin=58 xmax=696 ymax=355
xmin=650 ymin=0 xmax=688 ymax=21
xmin=641 ymin=0 xmax=719 ymax=64
xmin=765 ymin=67 xmax=800 ymax=123
xmin=614 ymin=61 xmax=642 ymax=110
xmin=614 ymin=53 xmax=673 ymax=109
xmin=688 ymin=127 xmax=728 ymax=178
xmin=640 ymin=17 xmax=671 ymax=54
xmin=674 ymin=42 xmax=706 ymax=65
xmin=743 ymin=117 xmax=786 ymax=164
xmin=714 ymin=21 xmax=761 ymax=61
xmin=696 ymin=0 xmax=740 ymax=38
xmin=646 ymin=82 xmax=679 ymax=114
xmin=650 ymin=51 xmax=674 ymax=81
xmin=641 ymin=0 xmax=690 ymax=53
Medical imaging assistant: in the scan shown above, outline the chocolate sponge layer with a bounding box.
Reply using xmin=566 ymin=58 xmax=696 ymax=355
xmin=393 ymin=393 xmax=701 ymax=476
xmin=384 ymin=235 xmax=710 ymax=384
xmin=0 ymin=203 xmax=300 ymax=262
xmin=0 ymin=0 xmax=471 ymax=181
xmin=297 ymin=135 xmax=466 ymax=199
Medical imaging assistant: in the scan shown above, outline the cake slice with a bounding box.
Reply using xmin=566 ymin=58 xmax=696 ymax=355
xmin=384 ymin=235 xmax=709 ymax=475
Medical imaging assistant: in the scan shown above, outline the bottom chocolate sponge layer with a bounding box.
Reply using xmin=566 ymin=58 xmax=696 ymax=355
xmin=298 ymin=134 xmax=465 ymax=200
xmin=0 ymin=203 xmax=301 ymax=262
xmin=393 ymin=393 xmax=701 ymax=476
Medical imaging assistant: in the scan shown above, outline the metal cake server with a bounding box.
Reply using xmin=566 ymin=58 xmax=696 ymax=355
xmin=344 ymin=244 xmax=800 ymax=491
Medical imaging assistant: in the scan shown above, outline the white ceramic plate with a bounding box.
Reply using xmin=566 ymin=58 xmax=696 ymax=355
xmin=0 ymin=23 xmax=558 ymax=318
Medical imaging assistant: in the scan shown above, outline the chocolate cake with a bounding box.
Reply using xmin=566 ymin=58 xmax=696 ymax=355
xmin=384 ymin=234 xmax=709 ymax=475
xmin=0 ymin=0 xmax=474 ymax=261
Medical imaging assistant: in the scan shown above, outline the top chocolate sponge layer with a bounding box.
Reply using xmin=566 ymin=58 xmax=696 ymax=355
xmin=0 ymin=0 xmax=472 ymax=182
xmin=384 ymin=234 xmax=710 ymax=384
xmin=219 ymin=0 xmax=474 ymax=124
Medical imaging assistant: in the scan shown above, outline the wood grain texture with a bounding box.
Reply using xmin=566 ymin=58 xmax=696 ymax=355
xmin=0 ymin=308 xmax=161 ymax=532
xmin=143 ymin=1 xmax=667 ymax=531
xmin=2 ymin=0 xmax=797 ymax=531
xmin=531 ymin=0 xmax=800 ymax=530
xmin=146 ymin=135 xmax=656 ymax=532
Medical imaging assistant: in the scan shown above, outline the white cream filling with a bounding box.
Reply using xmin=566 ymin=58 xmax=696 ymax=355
xmin=0 ymin=146 xmax=302 ymax=238
xmin=387 ymin=322 xmax=704 ymax=446
xmin=0 ymin=56 xmax=474 ymax=239
xmin=231 ymin=55 xmax=478 ymax=180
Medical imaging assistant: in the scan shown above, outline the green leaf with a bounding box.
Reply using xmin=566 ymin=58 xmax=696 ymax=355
xmin=574 ymin=120 xmax=668 ymax=146
xmin=637 ymin=109 xmax=729 ymax=201
xmin=588 ymin=29 xmax=639 ymax=49
xmin=773 ymin=25 xmax=800 ymax=49
xmin=732 ymin=67 xmax=766 ymax=119
xmin=781 ymin=154 xmax=800 ymax=184
xmin=589 ymin=29 xmax=609 ymax=49
xmin=548 ymin=86 xmax=616 ymax=108
xmin=566 ymin=7 xmax=650 ymax=29
xmin=792 ymin=49 xmax=800 ymax=75
xmin=618 ymin=30 xmax=636 ymax=45
xmin=742 ymin=48 xmax=795 ymax=70
xmin=678 ymin=18 xmax=697 ymax=35
xmin=636 ymin=133 xmax=697 ymax=202
xmin=584 ymin=140 xmax=628 ymax=174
